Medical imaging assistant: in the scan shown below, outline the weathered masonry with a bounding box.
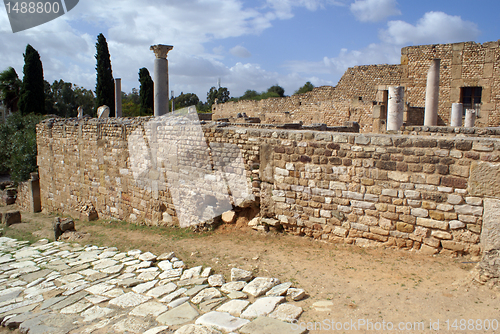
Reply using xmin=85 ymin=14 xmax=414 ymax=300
xmin=213 ymin=40 xmax=500 ymax=132
xmin=37 ymin=117 xmax=500 ymax=257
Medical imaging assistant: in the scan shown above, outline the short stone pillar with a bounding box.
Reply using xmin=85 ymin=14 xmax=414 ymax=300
xmin=115 ymin=78 xmax=122 ymax=118
xmin=150 ymin=44 xmax=173 ymax=117
xmin=424 ymin=59 xmax=440 ymax=126
xmin=386 ymin=86 xmax=404 ymax=131
xmin=465 ymin=109 xmax=476 ymax=127
xmin=450 ymin=103 xmax=463 ymax=127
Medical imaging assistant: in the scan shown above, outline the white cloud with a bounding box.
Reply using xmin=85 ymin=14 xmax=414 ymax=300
xmin=380 ymin=11 xmax=480 ymax=45
xmin=350 ymin=0 xmax=401 ymax=22
xmin=284 ymin=43 xmax=400 ymax=77
xmin=264 ymin=0 xmax=346 ymax=20
xmin=230 ymin=46 xmax=252 ymax=58
xmin=213 ymin=46 xmax=225 ymax=55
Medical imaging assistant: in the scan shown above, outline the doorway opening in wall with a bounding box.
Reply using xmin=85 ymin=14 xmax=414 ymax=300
xmin=460 ymin=87 xmax=482 ymax=117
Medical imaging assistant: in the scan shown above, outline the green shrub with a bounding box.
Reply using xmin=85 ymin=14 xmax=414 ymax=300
xmin=0 ymin=112 xmax=43 ymax=184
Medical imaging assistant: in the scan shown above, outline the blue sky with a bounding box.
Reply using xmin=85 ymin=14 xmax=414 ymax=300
xmin=0 ymin=0 xmax=498 ymax=101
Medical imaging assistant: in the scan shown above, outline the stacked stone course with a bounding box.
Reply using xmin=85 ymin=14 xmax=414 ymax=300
xmin=36 ymin=118 xmax=500 ymax=256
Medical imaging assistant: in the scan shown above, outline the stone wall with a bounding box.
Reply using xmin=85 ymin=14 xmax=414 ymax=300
xmin=36 ymin=116 xmax=259 ymax=227
xmin=259 ymin=130 xmax=492 ymax=256
xmin=332 ymin=64 xmax=402 ymax=102
xmin=212 ymin=70 xmax=392 ymax=133
xmin=37 ymin=118 xmax=500 ymax=257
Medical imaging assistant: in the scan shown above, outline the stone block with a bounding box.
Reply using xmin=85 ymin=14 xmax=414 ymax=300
xmin=59 ymin=218 xmax=75 ymax=232
xmin=446 ymin=194 xmax=463 ymax=205
xmin=332 ymin=227 xmax=348 ymax=238
xmin=449 ymin=220 xmax=465 ymax=230
xmin=354 ymin=135 xmax=370 ymax=145
xmin=411 ymin=208 xmax=428 ymax=218
xmin=451 ymin=65 xmax=462 ymax=79
xmin=483 ymin=62 xmax=494 ymax=78
xmin=388 ymin=171 xmax=409 ymax=182
xmin=222 ymin=211 xmax=236 ymax=224
xmin=372 ymin=105 xmax=386 ymax=119
xmin=416 ymin=218 xmax=448 ymax=231
xmin=363 ymin=232 xmax=388 ymax=242
xmin=441 ymin=240 xmax=466 ymax=252
xmin=430 ymin=230 xmax=452 ymax=240
xmin=420 ymin=244 xmax=439 ymax=255
xmin=458 ymin=215 xmax=476 ymax=223
xmin=441 ymin=176 xmax=467 ymax=189
xmin=404 ymin=190 xmax=420 ymax=200
xmin=481 ymin=199 xmax=500 ymax=252
xmin=454 ymin=205 xmax=483 ymax=216
xmin=260 ymin=144 xmax=274 ymax=183
xmin=423 ymin=237 xmax=440 ymax=248
xmin=370 ymin=226 xmax=390 ymax=236
xmin=381 ymin=189 xmax=398 ymax=197
xmin=396 ymin=222 xmax=414 ymax=233
xmin=350 ymin=200 xmax=375 ymax=210
xmin=455 ymin=140 xmax=472 ymax=151
xmin=469 ymin=161 xmax=500 ymax=199
xmin=3 ymin=211 xmax=21 ymax=226
xmin=359 ymin=216 xmax=378 ymax=226
xmin=429 ymin=211 xmax=444 ymax=221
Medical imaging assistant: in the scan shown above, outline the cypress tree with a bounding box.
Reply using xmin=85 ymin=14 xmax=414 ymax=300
xmin=139 ymin=67 xmax=153 ymax=115
xmin=95 ymin=33 xmax=115 ymax=116
xmin=18 ymin=45 xmax=45 ymax=115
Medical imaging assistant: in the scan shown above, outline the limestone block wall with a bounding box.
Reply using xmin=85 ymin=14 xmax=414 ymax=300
xmin=332 ymin=64 xmax=402 ymax=102
xmin=36 ymin=118 xmax=500 ymax=256
xmin=212 ymin=86 xmax=336 ymax=120
xmin=36 ymin=117 xmax=259 ymax=226
xmin=213 ymin=97 xmax=374 ymax=133
xmin=212 ymin=66 xmax=400 ymax=133
xmin=258 ymin=130 xmax=498 ymax=256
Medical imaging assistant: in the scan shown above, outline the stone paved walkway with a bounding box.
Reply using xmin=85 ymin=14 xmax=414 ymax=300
xmin=0 ymin=237 xmax=307 ymax=333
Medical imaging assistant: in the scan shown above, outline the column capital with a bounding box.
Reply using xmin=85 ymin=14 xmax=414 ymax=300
xmin=150 ymin=44 xmax=173 ymax=59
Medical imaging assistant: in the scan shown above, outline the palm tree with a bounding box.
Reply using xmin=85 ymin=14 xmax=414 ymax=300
xmin=0 ymin=67 xmax=22 ymax=114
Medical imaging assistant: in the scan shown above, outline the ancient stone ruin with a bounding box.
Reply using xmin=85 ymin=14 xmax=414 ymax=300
xmin=6 ymin=39 xmax=495 ymax=290
xmin=213 ymin=40 xmax=500 ymax=132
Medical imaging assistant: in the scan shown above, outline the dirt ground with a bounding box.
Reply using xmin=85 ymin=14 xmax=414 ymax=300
xmin=1 ymin=205 xmax=499 ymax=334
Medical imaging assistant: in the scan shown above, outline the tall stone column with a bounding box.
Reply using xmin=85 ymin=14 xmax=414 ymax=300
xmin=115 ymin=78 xmax=122 ymax=118
xmin=424 ymin=59 xmax=440 ymax=126
xmin=450 ymin=103 xmax=463 ymax=127
xmin=465 ymin=109 xmax=476 ymax=127
xmin=150 ymin=44 xmax=173 ymax=117
xmin=386 ymin=86 xmax=404 ymax=131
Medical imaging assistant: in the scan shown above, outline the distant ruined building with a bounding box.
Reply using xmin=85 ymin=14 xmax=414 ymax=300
xmin=212 ymin=40 xmax=500 ymax=133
